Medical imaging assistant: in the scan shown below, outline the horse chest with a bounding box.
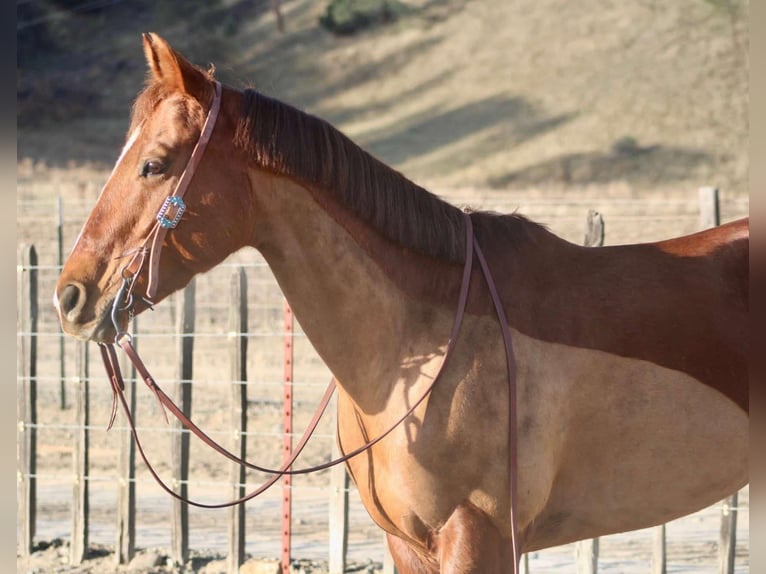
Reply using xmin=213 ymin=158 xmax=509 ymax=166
xmin=335 ymin=370 xmax=512 ymax=542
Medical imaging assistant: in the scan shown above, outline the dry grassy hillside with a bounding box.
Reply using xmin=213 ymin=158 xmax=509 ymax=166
xmin=16 ymin=3 xmax=751 ymax=571
xmin=18 ymin=0 xmax=748 ymax=196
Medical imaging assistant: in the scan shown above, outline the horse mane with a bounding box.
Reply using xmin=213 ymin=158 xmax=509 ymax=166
xmin=234 ymin=88 xmax=476 ymax=262
xmin=133 ymin=82 xmax=541 ymax=263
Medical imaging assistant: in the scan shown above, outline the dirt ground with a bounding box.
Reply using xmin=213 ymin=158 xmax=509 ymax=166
xmin=17 ymin=1 xmax=749 ymax=572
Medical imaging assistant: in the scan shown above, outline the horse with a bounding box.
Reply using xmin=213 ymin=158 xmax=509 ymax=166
xmin=54 ymin=33 xmax=749 ymax=573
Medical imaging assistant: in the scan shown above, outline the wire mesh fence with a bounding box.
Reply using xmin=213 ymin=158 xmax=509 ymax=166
xmin=17 ymin=180 xmax=750 ymax=573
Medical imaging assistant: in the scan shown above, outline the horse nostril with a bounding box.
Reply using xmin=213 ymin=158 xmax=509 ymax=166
xmin=59 ymin=283 xmax=86 ymax=320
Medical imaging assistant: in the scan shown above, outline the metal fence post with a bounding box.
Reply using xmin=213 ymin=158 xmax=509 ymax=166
xmin=282 ymin=301 xmax=294 ymax=574
xmin=57 ymin=195 xmax=67 ymax=410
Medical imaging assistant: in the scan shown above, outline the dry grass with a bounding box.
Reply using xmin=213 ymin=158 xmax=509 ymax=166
xmin=17 ymin=1 xmax=749 ymax=572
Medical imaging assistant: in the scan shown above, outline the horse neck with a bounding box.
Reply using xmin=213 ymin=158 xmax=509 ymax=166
xmin=248 ymin=169 xmax=455 ymax=405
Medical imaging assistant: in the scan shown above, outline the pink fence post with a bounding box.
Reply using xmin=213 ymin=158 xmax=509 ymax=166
xmin=282 ymin=300 xmax=294 ymax=573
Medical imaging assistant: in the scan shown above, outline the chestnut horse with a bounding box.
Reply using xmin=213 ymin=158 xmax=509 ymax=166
xmin=55 ymin=34 xmax=748 ymax=573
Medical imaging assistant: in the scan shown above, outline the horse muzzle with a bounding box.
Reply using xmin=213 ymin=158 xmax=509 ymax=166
xmin=54 ymin=279 xmax=124 ymax=343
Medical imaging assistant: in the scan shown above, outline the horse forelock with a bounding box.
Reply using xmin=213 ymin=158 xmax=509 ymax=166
xmin=128 ymin=81 xmax=210 ymax=141
xmin=128 ymin=82 xmax=170 ymax=136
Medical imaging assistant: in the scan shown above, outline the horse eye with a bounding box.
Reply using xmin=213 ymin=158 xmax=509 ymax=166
xmin=141 ymin=159 xmax=166 ymax=178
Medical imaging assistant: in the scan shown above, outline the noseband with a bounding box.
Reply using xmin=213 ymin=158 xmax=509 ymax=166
xmin=97 ymin=80 xmax=520 ymax=572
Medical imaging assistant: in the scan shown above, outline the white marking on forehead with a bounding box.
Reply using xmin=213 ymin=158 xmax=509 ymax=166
xmin=69 ymin=125 xmax=143 ymax=254
xmin=97 ymin=124 xmax=143 ymax=198
xmin=115 ymin=126 xmax=142 ymax=173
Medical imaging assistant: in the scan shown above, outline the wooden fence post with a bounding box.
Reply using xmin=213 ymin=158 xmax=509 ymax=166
xmin=171 ymin=279 xmax=196 ymax=566
xmin=116 ymin=316 xmax=138 ymax=565
xmin=382 ymin=538 xmax=398 ymax=574
xmin=651 ymin=523 xmax=666 ymax=574
xmin=576 ymin=539 xmax=599 ymax=574
xmin=329 ymin=415 xmax=349 ymax=574
xmin=71 ymin=341 xmax=90 ymax=565
xmin=647 ymin=187 xmax=722 ymax=574
xmin=17 ymin=244 xmax=38 ymax=557
xmin=574 ymin=210 xmax=604 ymax=574
xmin=718 ymin=492 xmax=738 ymax=574
xmin=282 ymin=301 xmax=294 ymax=574
xmin=228 ymin=269 xmax=248 ymax=574
xmin=699 ymin=187 xmax=720 ymax=230
xmin=583 ymin=209 xmax=605 ymax=248
xmin=699 ymin=187 xmax=738 ymax=574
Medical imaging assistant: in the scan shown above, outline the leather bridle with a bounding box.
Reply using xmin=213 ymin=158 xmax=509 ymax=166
xmin=111 ymin=80 xmax=223 ymax=328
xmin=96 ymin=79 xmax=520 ymax=571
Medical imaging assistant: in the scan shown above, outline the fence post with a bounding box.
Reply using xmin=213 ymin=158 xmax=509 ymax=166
xmin=17 ymin=244 xmax=38 ymax=557
xmin=71 ymin=341 xmax=90 ymax=565
xmin=228 ymin=269 xmax=248 ymax=574
xmin=520 ymin=553 xmax=529 ymax=574
xmin=699 ymin=187 xmax=720 ymax=230
xmin=583 ymin=209 xmax=605 ymax=248
xmin=282 ymin=301 xmax=294 ymax=574
xmin=383 ymin=538 xmax=398 ymax=574
xmin=648 ymin=523 xmax=666 ymax=574
xmin=116 ymin=316 xmax=138 ymax=565
xmin=57 ymin=194 xmax=67 ymax=410
xmin=56 ymin=193 xmax=66 ymax=411
xmin=718 ymin=492 xmax=738 ymax=574
xmin=171 ymin=279 xmax=196 ymax=566
xmin=576 ymin=539 xmax=599 ymax=574
xmin=329 ymin=413 xmax=349 ymax=574
xmin=574 ymin=210 xmax=604 ymax=574
xmin=698 ymin=187 xmax=740 ymax=574
xmin=699 ymin=187 xmax=738 ymax=574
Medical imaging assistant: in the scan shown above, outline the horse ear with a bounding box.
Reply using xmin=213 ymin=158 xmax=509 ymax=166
xmin=141 ymin=32 xmax=210 ymax=98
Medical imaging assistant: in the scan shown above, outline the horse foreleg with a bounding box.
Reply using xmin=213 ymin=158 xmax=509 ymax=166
xmin=386 ymin=533 xmax=439 ymax=574
xmin=437 ymin=503 xmax=516 ymax=574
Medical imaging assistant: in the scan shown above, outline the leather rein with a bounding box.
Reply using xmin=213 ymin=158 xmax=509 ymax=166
xmin=97 ymin=80 xmax=520 ymax=570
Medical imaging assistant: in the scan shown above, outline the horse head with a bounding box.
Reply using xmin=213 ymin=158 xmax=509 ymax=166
xmin=54 ymin=33 xmax=251 ymax=342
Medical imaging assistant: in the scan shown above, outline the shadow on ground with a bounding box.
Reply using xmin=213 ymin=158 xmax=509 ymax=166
xmin=490 ymin=140 xmax=712 ymax=188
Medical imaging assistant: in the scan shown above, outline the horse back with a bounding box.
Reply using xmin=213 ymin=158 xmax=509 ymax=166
xmin=485 ymin=216 xmax=750 ymax=413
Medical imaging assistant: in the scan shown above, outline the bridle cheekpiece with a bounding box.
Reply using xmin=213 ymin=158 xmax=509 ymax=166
xmin=110 ymin=80 xmax=223 ymax=334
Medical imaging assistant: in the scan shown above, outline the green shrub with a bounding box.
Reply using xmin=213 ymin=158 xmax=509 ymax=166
xmin=319 ymin=0 xmax=409 ymax=35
